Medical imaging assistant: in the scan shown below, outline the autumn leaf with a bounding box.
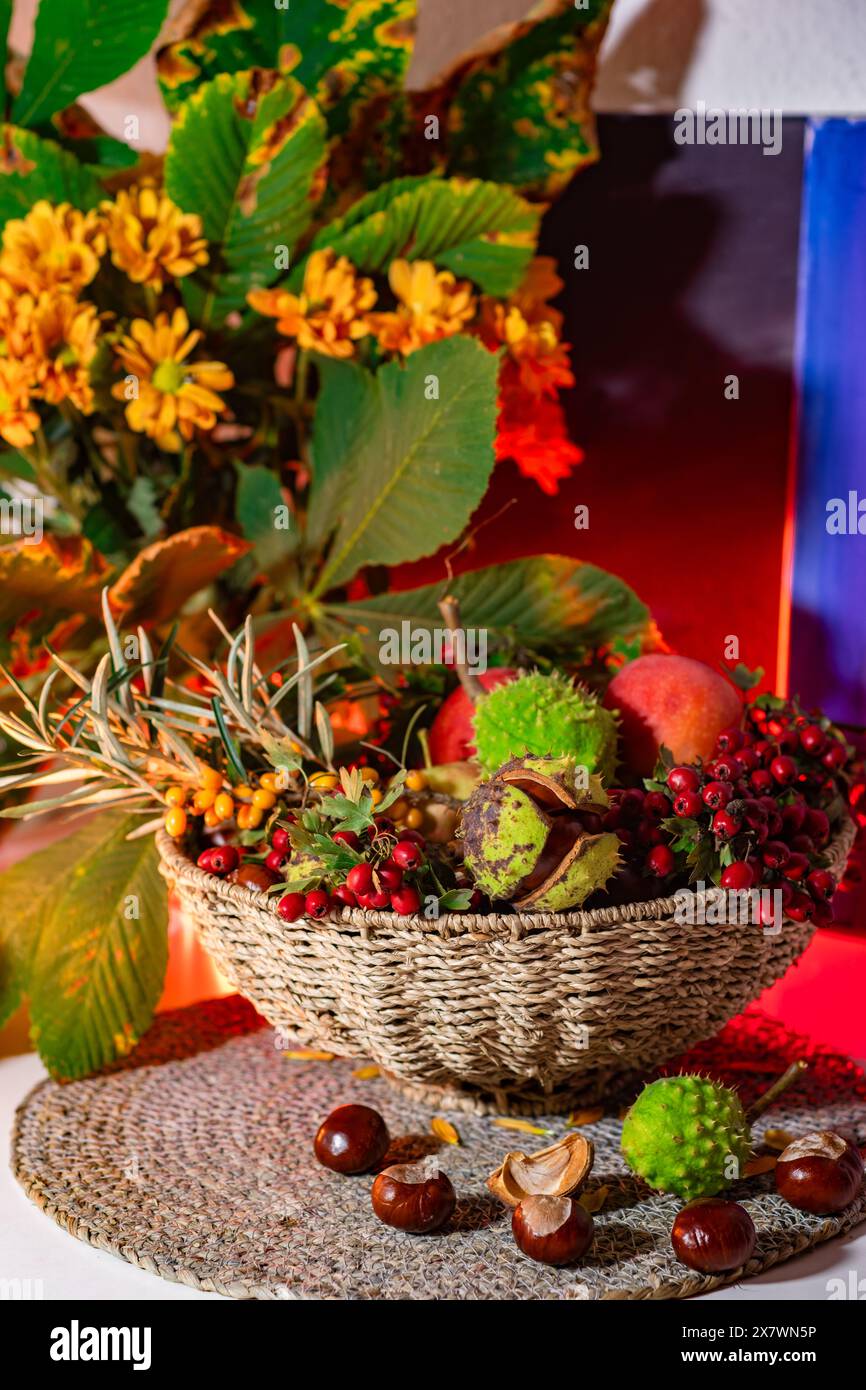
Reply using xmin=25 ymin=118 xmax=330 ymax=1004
xmin=0 ymin=535 xmax=109 ymax=624
xmin=109 ymin=526 xmax=250 ymax=624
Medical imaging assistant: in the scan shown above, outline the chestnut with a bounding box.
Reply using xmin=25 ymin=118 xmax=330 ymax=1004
xmin=671 ymin=1198 xmax=756 ymax=1273
xmin=511 ymin=1195 xmax=594 ymax=1266
xmin=775 ymin=1130 xmax=864 ymax=1214
xmin=314 ymin=1104 xmax=390 ymax=1175
xmin=371 ymin=1159 xmax=456 ymax=1233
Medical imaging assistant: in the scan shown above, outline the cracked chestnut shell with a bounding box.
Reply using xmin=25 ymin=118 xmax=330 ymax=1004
xmin=314 ymin=1104 xmax=390 ymax=1175
xmin=671 ymin=1198 xmax=756 ymax=1273
xmin=371 ymin=1160 xmax=455 ymax=1233
xmin=460 ymin=756 xmax=620 ymax=911
xmin=775 ymin=1131 xmax=863 ymax=1213
xmin=487 ymin=1131 xmax=594 ymax=1207
xmin=512 ymin=1195 xmax=594 ymax=1266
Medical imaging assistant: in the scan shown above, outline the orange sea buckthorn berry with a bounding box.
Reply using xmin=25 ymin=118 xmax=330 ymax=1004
xmin=310 ymin=771 xmax=338 ymax=791
xmin=289 ymin=740 xmax=302 ymax=755
xmin=360 ymin=767 xmax=380 ymax=785
xmin=405 ymin=808 xmax=424 ymax=830
xmin=259 ymin=773 xmax=278 ymax=793
xmin=165 ymin=785 xmax=186 ymax=807
xmin=389 ymin=798 xmax=409 ymax=822
xmin=235 ymin=784 xmax=254 ymax=802
xmin=164 ymin=807 xmax=188 ymax=839
xmin=214 ymin=792 xmax=234 ymax=821
xmin=194 ymin=788 xmax=217 ymax=812
xmin=369 ymin=787 xmax=384 ymax=807
xmin=246 ymin=807 xmax=264 ymax=830
xmin=204 ymin=809 xmax=220 ymax=828
xmin=252 ymin=788 xmax=276 ymax=810
xmin=199 ymin=764 xmax=223 ymax=791
xmin=237 ymin=805 xmax=253 ymax=830
xmin=405 ymin=770 xmax=427 ymax=792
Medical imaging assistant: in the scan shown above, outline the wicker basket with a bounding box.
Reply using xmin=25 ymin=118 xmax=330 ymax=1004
xmin=157 ymin=819 xmax=855 ymax=1115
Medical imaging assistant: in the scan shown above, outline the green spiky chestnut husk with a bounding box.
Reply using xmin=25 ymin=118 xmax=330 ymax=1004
xmin=472 ymin=670 xmax=619 ymax=782
xmin=621 ymin=1075 xmax=752 ymax=1201
xmin=460 ymin=754 xmax=621 ymax=911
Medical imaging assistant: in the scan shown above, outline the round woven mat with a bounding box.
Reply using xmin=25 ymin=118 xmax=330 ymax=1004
xmin=12 ymin=998 xmax=866 ymax=1300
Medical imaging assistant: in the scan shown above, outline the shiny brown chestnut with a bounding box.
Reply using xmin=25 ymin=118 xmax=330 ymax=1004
xmin=511 ymin=1195 xmax=594 ymax=1266
xmin=233 ymin=862 xmax=281 ymax=891
xmin=775 ymin=1131 xmax=864 ymax=1214
xmin=371 ymin=1159 xmax=456 ymax=1233
xmin=671 ymin=1197 xmax=756 ymax=1273
xmin=314 ymin=1104 xmax=390 ymax=1175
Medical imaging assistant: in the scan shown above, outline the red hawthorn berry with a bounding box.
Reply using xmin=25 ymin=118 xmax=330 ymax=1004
xmin=346 ymin=863 xmax=374 ymax=895
xmin=781 ymin=801 xmax=807 ymax=835
xmin=822 ymin=742 xmax=847 ymax=770
xmin=392 ymin=840 xmax=424 ymax=871
xmin=643 ymin=791 xmax=671 ymax=820
xmin=390 ymin=885 xmax=421 ymax=914
xmin=750 ymin=769 xmax=774 ymax=794
xmin=265 ymin=849 xmax=287 ymax=872
xmin=762 ymin=840 xmax=791 ymax=870
xmin=734 ymin=748 xmax=760 ymax=773
xmin=332 ymin=884 xmax=358 ymax=909
xmin=702 ymin=780 xmax=733 ymax=810
xmin=799 ymin=725 xmax=826 ymax=755
xmin=770 ymin=755 xmax=797 ymax=785
xmin=378 ymin=860 xmax=404 ymax=891
xmin=715 ymin=727 xmax=743 ymax=754
xmin=782 ymin=852 xmax=810 ymax=881
xmin=804 ymin=808 xmax=830 ymax=845
xmin=721 ymin=861 xmax=754 ymax=890
xmin=357 ymin=887 xmax=391 ymax=910
xmin=197 ymin=848 xmax=217 ymax=871
xmin=673 ymin=790 xmax=703 ymax=818
xmin=786 ymin=891 xmax=814 ymax=922
xmin=271 ymin=827 xmax=290 ymax=854
xmin=668 ymin=766 xmax=701 ymax=795
xmin=396 ymin=829 xmax=426 ymax=847
xmin=713 ymin=809 xmax=742 ymax=840
xmin=789 ymin=834 xmax=815 ymax=857
xmin=332 ymin=830 xmax=361 ymax=850
xmin=807 ymin=869 xmax=836 ymax=901
xmin=646 ymin=845 xmax=676 ymax=877
xmin=210 ymin=846 xmax=240 ymax=875
xmin=742 ymin=799 xmax=768 ymax=828
xmin=277 ymin=892 xmax=306 ymax=922
xmin=712 ymin=754 xmax=740 ymax=782
xmin=304 ymin=890 xmax=331 ymax=920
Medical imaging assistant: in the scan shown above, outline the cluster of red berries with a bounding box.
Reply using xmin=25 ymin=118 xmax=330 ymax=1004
xmin=277 ymin=820 xmax=433 ymax=922
xmin=601 ymin=788 xmax=678 ymax=882
xmin=656 ymin=702 xmax=851 ymax=924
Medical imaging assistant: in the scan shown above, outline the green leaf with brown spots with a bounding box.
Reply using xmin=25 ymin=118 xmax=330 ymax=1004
xmin=0 ymin=124 xmax=103 ymax=226
xmin=299 ymin=175 xmax=541 ymax=296
xmin=325 ymin=556 xmax=652 ymax=665
xmin=441 ymin=0 xmax=614 ymax=197
xmin=13 ymin=0 xmax=170 ymax=128
xmin=164 ymin=69 xmax=328 ymax=324
xmin=26 ymin=814 xmax=168 ymax=1080
xmin=157 ymin=0 xmax=417 ymax=141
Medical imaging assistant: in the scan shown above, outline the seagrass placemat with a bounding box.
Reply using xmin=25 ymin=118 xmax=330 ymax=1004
xmin=11 ymin=998 xmax=866 ymax=1300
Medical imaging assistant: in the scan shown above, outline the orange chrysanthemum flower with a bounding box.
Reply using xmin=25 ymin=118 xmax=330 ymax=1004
xmin=368 ymin=259 xmax=476 ymax=355
xmin=0 ymin=200 xmax=105 ymax=296
xmin=112 ymin=308 xmax=234 ymax=452
xmin=495 ymin=374 xmax=583 ymax=496
xmin=248 ymin=249 xmax=376 ymax=359
xmin=0 ymin=358 xmax=40 ymax=448
xmin=31 ymin=294 xmax=100 ymax=413
xmin=477 ymin=257 xmax=573 ymax=398
xmin=102 ymin=184 xmax=208 ymax=290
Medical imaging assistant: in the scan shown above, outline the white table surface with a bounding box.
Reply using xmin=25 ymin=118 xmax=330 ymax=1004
xmin=3 ymin=1053 xmax=865 ymax=1302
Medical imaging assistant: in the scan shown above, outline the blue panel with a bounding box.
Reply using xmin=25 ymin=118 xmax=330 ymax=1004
xmin=789 ymin=119 xmax=866 ymax=724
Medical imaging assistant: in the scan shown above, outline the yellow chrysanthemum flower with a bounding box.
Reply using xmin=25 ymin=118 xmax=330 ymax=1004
xmin=102 ymin=184 xmax=208 ymax=291
xmin=247 ymin=249 xmax=376 ymax=358
xmin=31 ymin=294 xmax=101 ymax=413
xmin=0 ymin=358 xmax=40 ymax=448
xmin=112 ymin=308 xmax=234 ymax=452
xmin=368 ymin=259 xmax=476 ymax=355
xmin=0 ymin=200 xmax=105 ymax=295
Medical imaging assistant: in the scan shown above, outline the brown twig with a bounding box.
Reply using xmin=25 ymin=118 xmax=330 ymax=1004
xmin=437 ymin=594 xmax=485 ymax=703
xmin=746 ymin=1059 xmax=808 ymax=1122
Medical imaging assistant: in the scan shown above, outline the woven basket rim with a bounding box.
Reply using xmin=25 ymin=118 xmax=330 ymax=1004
xmin=157 ymin=815 xmax=856 ymax=939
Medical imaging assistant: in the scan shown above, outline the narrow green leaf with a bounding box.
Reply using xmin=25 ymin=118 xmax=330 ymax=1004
xmin=26 ymin=814 xmax=168 ymax=1078
xmin=211 ymin=695 xmax=246 ymax=783
xmin=310 ymin=337 xmax=499 ymax=594
xmin=14 ymin=0 xmax=170 ymax=128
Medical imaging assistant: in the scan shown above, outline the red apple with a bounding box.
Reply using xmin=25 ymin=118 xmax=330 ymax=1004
xmin=427 ymin=668 xmax=516 ymax=764
xmin=604 ymin=654 xmax=743 ymax=776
